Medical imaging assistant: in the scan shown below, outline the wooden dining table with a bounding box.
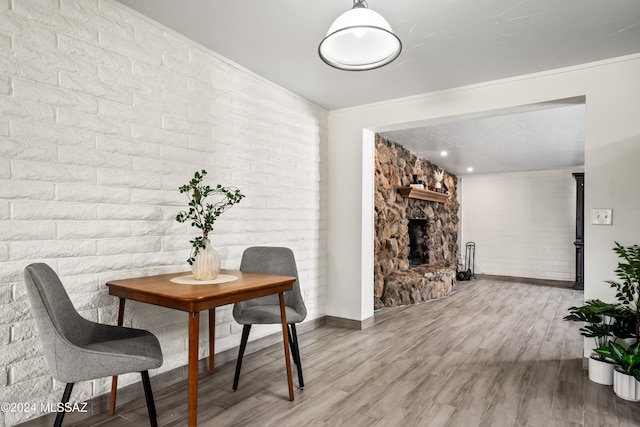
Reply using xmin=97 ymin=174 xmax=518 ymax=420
xmin=106 ymin=269 xmax=296 ymax=427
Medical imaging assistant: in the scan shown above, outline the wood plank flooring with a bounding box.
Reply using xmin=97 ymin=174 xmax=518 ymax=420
xmin=68 ymin=277 xmax=640 ymax=426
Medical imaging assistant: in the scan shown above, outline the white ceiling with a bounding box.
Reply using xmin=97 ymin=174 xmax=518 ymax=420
xmin=379 ymin=99 xmax=586 ymax=175
xmin=115 ymin=0 xmax=639 ymax=175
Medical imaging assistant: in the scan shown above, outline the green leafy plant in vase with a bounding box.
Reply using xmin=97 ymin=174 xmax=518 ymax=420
xmin=564 ymin=299 xmax=617 ymax=348
xmin=594 ymin=341 xmax=640 ymax=401
xmin=176 ymin=169 xmax=244 ymax=280
xmin=594 ymin=342 xmax=640 ymax=381
xmin=591 ymin=242 xmax=640 ymax=400
xmin=607 ymin=242 xmax=640 ymax=342
xmin=564 ymin=299 xmax=618 ymax=385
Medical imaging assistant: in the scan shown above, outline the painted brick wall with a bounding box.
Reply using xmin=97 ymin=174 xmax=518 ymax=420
xmin=0 ymin=1 xmax=328 ymax=424
xmin=460 ymin=168 xmax=580 ymax=281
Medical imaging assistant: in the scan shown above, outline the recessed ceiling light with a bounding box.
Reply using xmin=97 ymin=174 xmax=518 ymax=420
xmin=440 ymin=150 xmax=447 ymax=156
xmin=467 ymin=167 xmax=474 ymax=172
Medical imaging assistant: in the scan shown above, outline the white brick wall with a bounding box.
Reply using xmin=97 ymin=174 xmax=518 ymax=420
xmin=0 ymin=1 xmax=328 ymax=425
xmin=460 ymin=168 xmax=580 ymax=281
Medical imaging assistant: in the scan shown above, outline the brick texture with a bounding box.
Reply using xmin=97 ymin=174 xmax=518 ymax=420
xmin=0 ymin=1 xmax=327 ymax=424
xmin=460 ymin=168 xmax=578 ymax=281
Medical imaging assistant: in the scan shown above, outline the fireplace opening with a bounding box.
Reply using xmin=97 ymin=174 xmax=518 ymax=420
xmin=408 ymin=219 xmax=429 ymax=267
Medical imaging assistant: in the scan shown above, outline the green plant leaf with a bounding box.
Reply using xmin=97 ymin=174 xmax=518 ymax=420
xmin=605 ymin=242 xmax=640 ymax=340
xmin=176 ymin=170 xmax=245 ymax=265
xmin=594 ymin=346 xmax=612 ymax=360
xmin=610 ymin=341 xmax=626 ymax=359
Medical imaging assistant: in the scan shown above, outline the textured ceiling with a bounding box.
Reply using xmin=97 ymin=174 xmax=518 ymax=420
xmin=116 ymin=0 xmax=640 ymax=110
xmin=379 ymin=100 xmax=585 ymax=176
xmin=115 ymin=0 xmax=637 ymax=175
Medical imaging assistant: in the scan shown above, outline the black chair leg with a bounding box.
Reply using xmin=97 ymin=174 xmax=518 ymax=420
xmin=232 ymin=324 xmax=252 ymax=391
xmin=140 ymin=371 xmax=158 ymax=427
xmin=53 ymin=383 xmax=74 ymax=427
xmin=288 ymin=323 xmax=304 ymax=389
xmin=287 ymin=325 xmax=300 ymax=367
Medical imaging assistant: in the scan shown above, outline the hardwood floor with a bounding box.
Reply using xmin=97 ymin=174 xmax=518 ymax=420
xmin=68 ymin=277 xmax=640 ymax=426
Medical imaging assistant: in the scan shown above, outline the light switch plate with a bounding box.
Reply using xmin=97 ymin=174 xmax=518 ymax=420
xmin=592 ymin=208 xmax=613 ymax=225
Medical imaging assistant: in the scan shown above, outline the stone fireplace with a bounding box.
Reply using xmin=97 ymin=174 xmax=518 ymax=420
xmin=374 ymin=136 xmax=459 ymax=309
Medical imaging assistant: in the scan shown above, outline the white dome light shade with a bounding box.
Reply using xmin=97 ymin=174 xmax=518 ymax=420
xmin=319 ymin=6 xmax=402 ymax=71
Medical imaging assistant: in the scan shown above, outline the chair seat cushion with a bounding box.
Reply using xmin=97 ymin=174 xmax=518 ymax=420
xmin=56 ymin=327 xmax=163 ymax=382
xmin=86 ymin=334 xmax=162 ymax=366
xmin=234 ymin=305 xmax=305 ymax=325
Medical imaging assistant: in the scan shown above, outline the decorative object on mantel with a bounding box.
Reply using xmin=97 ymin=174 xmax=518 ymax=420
xmin=176 ymin=170 xmax=245 ymax=280
xmin=410 ymin=174 xmax=424 ymax=189
xmin=434 ymin=169 xmax=444 ymax=191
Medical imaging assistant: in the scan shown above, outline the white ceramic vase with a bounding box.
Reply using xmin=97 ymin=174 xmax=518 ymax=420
xmin=191 ymin=239 xmax=220 ymax=280
xmin=613 ymin=368 xmax=640 ymax=402
xmin=588 ymin=355 xmax=614 ymax=385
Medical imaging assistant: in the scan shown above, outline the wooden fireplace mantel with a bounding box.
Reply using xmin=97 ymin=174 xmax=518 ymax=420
xmin=398 ymin=187 xmax=449 ymax=203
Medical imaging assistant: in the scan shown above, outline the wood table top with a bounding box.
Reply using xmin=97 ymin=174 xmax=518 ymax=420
xmin=107 ymin=269 xmax=295 ymax=312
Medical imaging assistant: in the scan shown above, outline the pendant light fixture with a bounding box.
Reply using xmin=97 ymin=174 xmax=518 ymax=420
xmin=318 ymin=0 xmax=402 ymax=71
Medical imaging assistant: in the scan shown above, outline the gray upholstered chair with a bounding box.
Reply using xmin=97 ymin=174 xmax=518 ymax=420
xmin=24 ymin=263 xmax=163 ymax=427
xmin=232 ymin=246 xmax=307 ymax=390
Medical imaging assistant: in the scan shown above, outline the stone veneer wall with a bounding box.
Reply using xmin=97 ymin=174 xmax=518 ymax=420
xmin=374 ymin=136 xmax=459 ymax=309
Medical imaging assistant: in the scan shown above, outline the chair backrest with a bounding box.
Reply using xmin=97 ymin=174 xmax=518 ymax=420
xmin=234 ymin=247 xmax=307 ymax=318
xmin=23 ymin=263 xmax=92 ymax=380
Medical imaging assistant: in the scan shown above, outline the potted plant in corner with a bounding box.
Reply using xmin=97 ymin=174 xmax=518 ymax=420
xmin=594 ymin=341 xmax=640 ymax=401
xmin=176 ymin=169 xmax=244 ymax=280
xmin=564 ymin=299 xmax=618 ymax=385
xmin=606 ymin=242 xmax=640 ymax=344
xmin=595 ymin=241 xmax=640 ymax=399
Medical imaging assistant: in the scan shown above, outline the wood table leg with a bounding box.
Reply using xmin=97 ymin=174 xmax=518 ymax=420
xmin=278 ymin=292 xmax=294 ymax=401
xmin=109 ymin=298 xmax=126 ymax=415
xmin=208 ymin=308 xmax=215 ymax=373
xmin=188 ymin=311 xmax=200 ymax=427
